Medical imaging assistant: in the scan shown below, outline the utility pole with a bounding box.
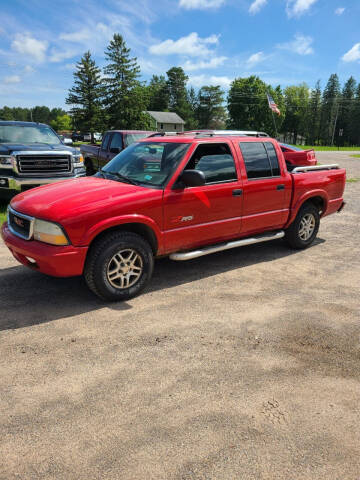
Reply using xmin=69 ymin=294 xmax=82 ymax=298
xmin=331 ymin=103 xmax=340 ymax=146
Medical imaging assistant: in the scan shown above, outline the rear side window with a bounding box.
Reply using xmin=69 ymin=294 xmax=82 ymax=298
xmin=186 ymin=143 xmax=237 ymax=184
xmin=264 ymin=142 xmax=280 ymax=176
xmin=239 ymin=142 xmax=280 ymax=179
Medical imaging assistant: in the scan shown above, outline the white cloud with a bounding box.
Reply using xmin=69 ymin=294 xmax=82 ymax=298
xmin=179 ymin=0 xmax=225 ymax=9
xmin=286 ymin=0 xmax=318 ymax=17
xmin=246 ymin=51 xmax=265 ymax=66
xmin=249 ymin=0 xmax=267 ymax=14
xmin=183 ymin=56 xmax=227 ymax=71
xmin=49 ymin=48 xmax=76 ymax=63
xmin=335 ymin=7 xmax=345 ymax=15
xmin=149 ymin=32 xmax=219 ymax=57
xmin=277 ymin=34 xmax=314 ymax=55
xmin=11 ymin=34 xmax=48 ymax=63
xmin=24 ymin=65 xmax=35 ymax=73
xmin=342 ymin=43 xmax=360 ymax=62
xmin=189 ymin=74 xmax=232 ymax=88
xmin=3 ymin=75 xmax=21 ymax=84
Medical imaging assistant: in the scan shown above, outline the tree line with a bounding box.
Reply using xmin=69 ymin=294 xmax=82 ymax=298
xmin=2 ymin=32 xmax=360 ymax=146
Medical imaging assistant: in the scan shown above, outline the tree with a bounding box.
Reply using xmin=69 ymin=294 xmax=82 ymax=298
xmin=306 ymin=80 xmax=322 ymax=145
xmin=282 ymin=83 xmax=310 ymax=144
xmin=166 ymin=67 xmax=194 ymax=127
xmin=320 ymin=74 xmax=341 ymax=145
xmin=197 ymin=85 xmax=226 ymax=129
xmin=66 ymin=51 xmax=105 ymax=141
xmin=103 ymin=34 xmax=149 ymax=129
xmin=50 ymin=114 xmax=72 ymax=132
xmin=227 ymin=76 xmax=283 ymax=136
xmin=32 ymin=106 xmax=51 ymax=124
xmin=350 ymin=83 xmax=360 ymax=146
xmin=147 ymin=75 xmax=169 ymax=111
xmin=337 ymin=76 xmax=357 ymax=146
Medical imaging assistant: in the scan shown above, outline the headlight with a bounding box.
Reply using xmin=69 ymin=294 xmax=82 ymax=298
xmin=73 ymin=154 xmax=84 ymax=165
xmin=0 ymin=156 xmax=15 ymax=168
xmin=33 ymin=219 xmax=69 ymax=246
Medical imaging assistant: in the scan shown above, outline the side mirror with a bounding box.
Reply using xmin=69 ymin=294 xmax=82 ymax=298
xmin=175 ymin=169 xmax=205 ymax=188
xmin=110 ymin=147 xmax=121 ymax=154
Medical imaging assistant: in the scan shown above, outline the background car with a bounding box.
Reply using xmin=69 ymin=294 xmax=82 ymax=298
xmin=280 ymin=143 xmax=317 ymax=169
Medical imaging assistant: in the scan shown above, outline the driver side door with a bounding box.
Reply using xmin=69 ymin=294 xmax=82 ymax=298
xmin=163 ymin=142 xmax=243 ymax=253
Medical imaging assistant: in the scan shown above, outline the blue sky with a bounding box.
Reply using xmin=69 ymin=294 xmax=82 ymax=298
xmin=0 ymin=0 xmax=359 ymax=108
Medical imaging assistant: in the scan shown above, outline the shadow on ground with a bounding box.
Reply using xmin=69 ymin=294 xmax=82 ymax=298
xmin=0 ymin=238 xmax=325 ymax=331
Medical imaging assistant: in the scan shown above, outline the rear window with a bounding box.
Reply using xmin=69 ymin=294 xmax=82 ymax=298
xmin=124 ymin=133 xmax=151 ymax=147
xmin=239 ymin=142 xmax=280 ymax=179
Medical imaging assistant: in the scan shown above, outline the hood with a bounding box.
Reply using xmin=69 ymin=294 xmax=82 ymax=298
xmin=10 ymin=177 xmax=155 ymax=222
xmin=0 ymin=143 xmax=76 ymax=155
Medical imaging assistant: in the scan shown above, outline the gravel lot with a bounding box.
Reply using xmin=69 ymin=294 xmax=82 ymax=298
xmin=0 ymin=151 xmax=359 ymax=480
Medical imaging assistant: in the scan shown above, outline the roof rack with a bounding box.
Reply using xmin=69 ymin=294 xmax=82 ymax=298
xmin=147 ymin=130 xmax=271 ymax=138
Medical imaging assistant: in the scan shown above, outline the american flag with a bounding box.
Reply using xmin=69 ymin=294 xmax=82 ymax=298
xmin=266 ymin=93 xmax=281 ymax=116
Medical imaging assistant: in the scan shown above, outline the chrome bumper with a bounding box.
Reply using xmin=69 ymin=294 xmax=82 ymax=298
xmin=0 ymin=173 xmax=86 ymax=192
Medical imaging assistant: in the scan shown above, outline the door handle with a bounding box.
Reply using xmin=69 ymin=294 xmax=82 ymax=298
xmin=276 ymin=184 xmax=285 ymax=190
xmin=232 ymin=189 xmax=243 ymax=196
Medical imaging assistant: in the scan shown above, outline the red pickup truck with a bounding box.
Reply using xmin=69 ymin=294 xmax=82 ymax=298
xmin=1 ymin=133 xmax=346 ymax=301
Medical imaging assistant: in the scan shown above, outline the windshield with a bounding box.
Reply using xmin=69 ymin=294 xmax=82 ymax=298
xmin=0 ymin=125 xmax=61 ymax=145
xmin=124 ymin=133 xmax=152 ymax=147
xmin=102 ymin=141 xmax=190 ymax=187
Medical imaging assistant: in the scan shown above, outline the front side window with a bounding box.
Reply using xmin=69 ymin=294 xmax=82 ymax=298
xmin=239 ymin=142 xmax=280 ymax=179
xmin=101 ymin=133 xmax=111 ymax=151
xmin=185 ymin=143 xmax=237 ymax=184
xmin=0 ymin=125 xmax=61 ymax=145
xmin=101 ymin=142 xmax=190 ymax=187
xmin=109 ymin=133 xmax=123 ymax=151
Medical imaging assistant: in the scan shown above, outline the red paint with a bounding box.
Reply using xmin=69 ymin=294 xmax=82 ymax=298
xmin=1 ymin=135 xmax=346 ymax=278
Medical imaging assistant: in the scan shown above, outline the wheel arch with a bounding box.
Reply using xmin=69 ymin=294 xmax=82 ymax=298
xmin=285 ymin=191 xmax=328 ymax=228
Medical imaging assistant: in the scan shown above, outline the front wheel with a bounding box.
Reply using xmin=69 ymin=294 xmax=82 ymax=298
xmin=84 ymin=231 xmax=154 ymax=301
xmin=284 ymin=203 xmax=320 ymax=249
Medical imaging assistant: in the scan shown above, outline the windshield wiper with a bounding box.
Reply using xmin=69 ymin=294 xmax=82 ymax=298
xmin=100 ymin=170 xmax=140 ymax=185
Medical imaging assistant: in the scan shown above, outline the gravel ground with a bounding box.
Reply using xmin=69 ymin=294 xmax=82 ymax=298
xmin=0 ymin=151 xmax=359 ymax=480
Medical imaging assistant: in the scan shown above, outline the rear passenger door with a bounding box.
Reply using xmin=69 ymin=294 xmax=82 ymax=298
xmin=237 ymin=141 xmax=292 ymax=234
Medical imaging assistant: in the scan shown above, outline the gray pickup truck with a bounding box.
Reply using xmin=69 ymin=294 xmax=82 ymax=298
xmin=80 ymin=130 xmax=154 ymax=175
xmin=0 ymin=121 xmax=85 ymax=199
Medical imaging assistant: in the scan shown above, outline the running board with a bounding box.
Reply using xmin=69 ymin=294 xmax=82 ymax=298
xmin=169 ymin=231 xmax=285 ymax=261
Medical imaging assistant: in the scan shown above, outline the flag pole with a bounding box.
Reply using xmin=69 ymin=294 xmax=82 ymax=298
xmin=271 ymin=108 xmax=278 ymax=139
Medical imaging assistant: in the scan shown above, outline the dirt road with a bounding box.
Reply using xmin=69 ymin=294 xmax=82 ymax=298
xmin=1 ymin=152 xmax=359 ymax=480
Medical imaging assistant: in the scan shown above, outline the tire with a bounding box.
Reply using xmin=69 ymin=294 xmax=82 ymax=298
xmin=284 ymin=203 xmax=320 ymax=249
xmin=84 ymin=231 xmax=154 ymax=301
xmin=85 ymin=159 xmax=95 ymax=176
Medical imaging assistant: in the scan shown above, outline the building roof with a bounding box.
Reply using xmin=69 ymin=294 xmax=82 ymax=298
xmin=146 ymin=111 xmax=185 ymax=124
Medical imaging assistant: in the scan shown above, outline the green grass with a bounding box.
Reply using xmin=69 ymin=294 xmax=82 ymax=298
xmin=350 ymin=154 xmax=360 ymax=158
xmin=0 ymin=202 xmax=8 ymax=226
xmin=296 ymin=145 xmax=360 ymax=151
xmin=346 ymin=178 xmax=359 ymax=183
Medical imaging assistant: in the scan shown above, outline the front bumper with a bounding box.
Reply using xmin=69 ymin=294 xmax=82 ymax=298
xmin=1 ymin=222 xmax=88 ymax=277
xmin=0 ymin=172 xmax=86 ymax=194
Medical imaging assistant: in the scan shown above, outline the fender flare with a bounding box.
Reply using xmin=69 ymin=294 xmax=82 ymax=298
xmin=284 ymin=189 xmax=329 ymax=229
xmin=81 ymin=214 xmax=163 ymax=254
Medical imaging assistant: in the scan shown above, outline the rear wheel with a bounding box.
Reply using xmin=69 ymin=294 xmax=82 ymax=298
xmin=285 ymin=203 xmax=320 ymax=249
xmin=84 ymin=231 xmax=154 ymax=301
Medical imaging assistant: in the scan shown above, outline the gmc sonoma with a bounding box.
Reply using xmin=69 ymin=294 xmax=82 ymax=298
xmin=0 ymin=121 xmax=85 ymax=198
xmin=1 ymin=133 xmax=345 ymax=301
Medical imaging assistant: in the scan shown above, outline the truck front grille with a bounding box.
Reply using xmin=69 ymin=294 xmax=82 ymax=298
xmin=8 ymin=208 xmax=34 ymax=240
xmin=17 ymin=155 xmax=71 ymax=174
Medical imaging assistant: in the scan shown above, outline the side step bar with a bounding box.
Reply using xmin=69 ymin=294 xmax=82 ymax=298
xmin=169 ymin=231 xmax=284 ymax=261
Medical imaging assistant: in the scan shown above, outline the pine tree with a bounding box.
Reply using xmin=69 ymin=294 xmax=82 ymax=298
xmin=282 ymin=84 xmax=310 ymax=144
xmin=103 ymin=34 xmax=149 ymax=129
xmin=66 ymin=51 xmax=105 ymax=141
xmin=197 ymin=85 xmax=226 ymax=129
xmin=166 ymin=67 xmax=193 ymax=127
xmin=350 ymin=83 xmax=360 ymax=146
xmin=320 ymin=74 xmax=341 ymax=145
xmin=147 ymin=75 xmax=169 ymax=111
xmin=306 ymin=80 xmax=321 ymax=145
xmin=337 ymin=76 xmax=357 ymax=146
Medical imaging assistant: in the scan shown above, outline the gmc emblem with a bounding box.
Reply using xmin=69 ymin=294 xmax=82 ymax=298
xmin=14 ymin=216 xmax=24 ymax=228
